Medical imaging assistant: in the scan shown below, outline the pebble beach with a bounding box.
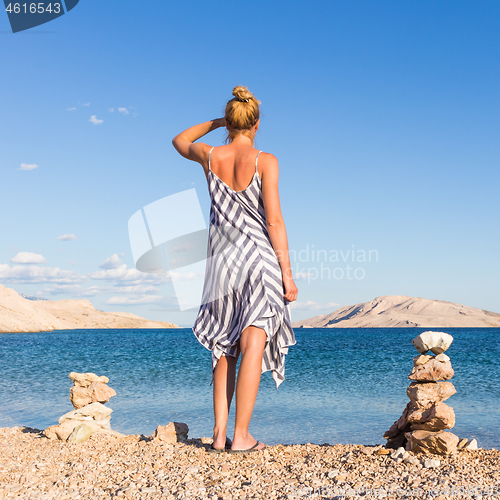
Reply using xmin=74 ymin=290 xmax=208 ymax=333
xmin=1 ymin=426 xmax=499 ymax=500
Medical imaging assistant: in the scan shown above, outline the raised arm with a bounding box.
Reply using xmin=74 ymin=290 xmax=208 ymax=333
xmin=260 ymin=153 xmax=298 ymax=303
xmin=172 ymin=118 xmax=226 ymax=174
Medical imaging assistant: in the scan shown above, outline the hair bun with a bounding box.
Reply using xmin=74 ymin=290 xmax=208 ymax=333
xmin=224 ymin=85 xmax=261 ymax=143
xmin=232 ymin=85 xmax=254 ymax=103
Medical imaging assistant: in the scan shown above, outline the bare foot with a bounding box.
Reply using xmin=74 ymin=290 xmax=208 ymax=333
xmin=212 ymin=434 xmax=231 ymax=450
xmin=231 ymin=433 xmax=266 ymax=451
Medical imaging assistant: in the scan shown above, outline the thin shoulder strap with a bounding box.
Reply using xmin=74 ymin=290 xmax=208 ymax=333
xmin=208 ymin=146 xmax=215 ymax=171
xmin=255 ymin=150 xmax=263 ymax=173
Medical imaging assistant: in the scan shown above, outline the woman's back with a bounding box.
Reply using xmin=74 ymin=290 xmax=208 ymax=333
xmin=207 ymin=144 xmax=264 ymax=193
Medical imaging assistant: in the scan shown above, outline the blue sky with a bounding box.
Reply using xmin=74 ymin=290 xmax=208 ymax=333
xmin=1 ymin=0 xmax=499 ymax=326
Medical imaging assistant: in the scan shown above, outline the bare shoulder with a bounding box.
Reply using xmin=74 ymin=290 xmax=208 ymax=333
xmin=258 ymin=152 xmax=279 ymax=177
xmin=191 ymin=142 xmax=214 ymax=174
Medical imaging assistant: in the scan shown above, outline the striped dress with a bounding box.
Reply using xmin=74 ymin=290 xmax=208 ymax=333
xmin=192 ymin=146 xmax=296 ymax=389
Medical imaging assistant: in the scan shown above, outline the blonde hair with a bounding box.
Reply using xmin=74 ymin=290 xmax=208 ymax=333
xmin=224 ymin=86 xmax=261 ymax=143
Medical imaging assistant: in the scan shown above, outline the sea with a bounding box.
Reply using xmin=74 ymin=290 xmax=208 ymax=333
xmin=0 ymin=328 xmax=498 ymax=449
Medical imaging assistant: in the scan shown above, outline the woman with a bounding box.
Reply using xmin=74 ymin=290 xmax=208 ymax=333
xmin=172 ymin=86 xmax=297 ymax=453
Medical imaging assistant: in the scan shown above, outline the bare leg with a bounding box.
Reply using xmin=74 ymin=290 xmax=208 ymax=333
xmin=212 ymin=346 xmax=240 ymax=449
xmin=231 ymin=326 xmax=267 ymax=450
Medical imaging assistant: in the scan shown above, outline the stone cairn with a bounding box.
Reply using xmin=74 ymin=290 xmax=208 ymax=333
xmin=384 ymin=331 xmax=477 ymax=455
xmin=44 ymin=372 xmax=123 ymax=443
xmin=44 ymin=371 xmax=190 ymax=444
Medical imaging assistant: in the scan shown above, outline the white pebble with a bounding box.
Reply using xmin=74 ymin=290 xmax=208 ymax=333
xmin=424 ymin=458 xmax=441 ymax=468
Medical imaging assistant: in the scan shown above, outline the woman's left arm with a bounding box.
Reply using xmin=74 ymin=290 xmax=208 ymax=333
xmin=172 ymin=118 xmax=225 ymax=171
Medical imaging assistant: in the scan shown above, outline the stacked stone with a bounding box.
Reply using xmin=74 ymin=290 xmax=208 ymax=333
xmin=68 ymin=371 xmax=116 ymax=409
xmin=384 ymin=331 xmax=460 ymax=455
xmin=44 ymin=372 xmax=123 ymax=443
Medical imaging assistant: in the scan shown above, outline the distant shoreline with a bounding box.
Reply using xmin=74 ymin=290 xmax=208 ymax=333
xmin=293 ymin=325 xmax=500 ymax=329
xmin=0 ymin=283 xmax=179 ymax=333
xmin=0 ymin=326 xmax=183 ymax=335
xmin=293 ymin=295 xmax=500 ymax=329
xmin=3 ymin=325 xmax=500 ymax=335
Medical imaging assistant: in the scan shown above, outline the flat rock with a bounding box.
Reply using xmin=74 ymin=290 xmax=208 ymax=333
xmin=69 ymin=386 xmax=93 ymax=409
xmin=44 ymin=421 xmax=78 ymax=441
xmin=59 ymin=402 xmax=113 ymax=424
xmin=408 ymin=357 xmax=454 ymax=382
xmin=67 ymin=423 xmax=94 ymax=443
xmin=407 ymin=381 xmax=456 ymax=406
xmin=92 ymin=416 xmax=112 ymax=430
xmin=45 ymin=418 xmax=122 ymax=441
xmin=151 ymin=422 xmax=189 ymax=443
xmin=70 ymin=381 xmax=116 ymax=409
xmin=91 ymin=381 xmax=116 ymax=403
xmin=69 ymin=372 xmax=110 ymax=387
xmin=413 ymin=354 xmax=434 ymax=367
xmin=405 ymin=430 xmax=459 ymax=455
xmin=465 ymin=438 xmax=478 ymax=450
xmin=407 ymin=402 xmax=455 ymax=431
xmin=412 ymin=331 xmax=453 ymax=355
xmin=435 ymin=353 xmax=450 ymax=362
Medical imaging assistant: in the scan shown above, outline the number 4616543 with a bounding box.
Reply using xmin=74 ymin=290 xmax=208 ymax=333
xmin=5 ymin=3 xmax=62 ymax=14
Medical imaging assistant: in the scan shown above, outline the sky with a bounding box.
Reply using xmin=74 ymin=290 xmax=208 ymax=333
xmin=1 ymin=0 xmax=499 ymax=326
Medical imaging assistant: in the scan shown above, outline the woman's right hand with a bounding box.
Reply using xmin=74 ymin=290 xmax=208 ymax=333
xmin=214 ymin=117 xmax=226 ymax=128
xmin=283 ymin=274 xmax=298 ymax=302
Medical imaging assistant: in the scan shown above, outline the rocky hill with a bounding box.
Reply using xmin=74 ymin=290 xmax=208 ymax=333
xmin=0 ymin=284 xmax=178 ymax=333
xmin=292 ymin=295 xmax=500 ymax=328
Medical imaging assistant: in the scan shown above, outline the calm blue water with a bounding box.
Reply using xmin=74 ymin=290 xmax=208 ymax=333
xmin=0 ymin=328 xmax=498 ymax=449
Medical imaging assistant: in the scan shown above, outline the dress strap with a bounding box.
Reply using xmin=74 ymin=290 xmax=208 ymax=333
xmin=255 ymin=150 xmax=263 ymax=173
xmin=208 ymin=146 xmax=215 ymax=171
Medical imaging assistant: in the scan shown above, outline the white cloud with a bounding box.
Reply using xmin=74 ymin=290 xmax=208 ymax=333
xmin=19 ymin=163 xmax=38 ymax=171
xmin=89 ymin=264 xmax=169 ymax=285
xmin=99 ymin=253 xmax=123 ymax=270
xmin=105 ymin=295 xmax=164 ymax=305
xmin=42 ymin=284 xmax=103 ymax=297
xmin=67 ymin=107 xmax=76 ymax=111
xmin=169 ymin=270 xmax=203 ymax=281
xmin=1 ymin=252 xmax=172 ymax=304
xmin=118 ymin=107 xmax=129 ymax=115
xmin=57 ymin=234 xmax=77 ymax=241
xmin=89 ymin=115 xmax=104 ymax=125
xmin=0 ymin=264 xmax=86 ymax=284
xmin=10 ymin=252 xmax=47 ymax=264
xmin=83 ymin=102 xmax=90 ymax=106
xmin=67 ymin=260 xmax=77 ymax=266
xmin=290 ymin=301 xmax=340 ymax=311
xmin=112 ymin=284 xmax=160 ymax=295
xmin=108 ymin=108 xmax=114 ymax=113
